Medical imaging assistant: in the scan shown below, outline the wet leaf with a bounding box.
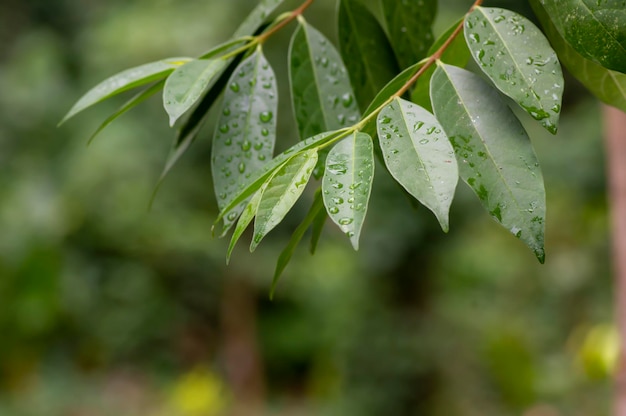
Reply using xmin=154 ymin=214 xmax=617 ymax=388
xmin=464 ymin=7 xmax=564 ymax=134
xmin=531 ymin=0 xmax=626 ymax=112
xmin=377 ymin=98 xmax=458 ymax=231
xmin=431 ymin=63 xmax=546 ymax=262
xmin=252 ymin=149 xmax=318 ymax=251
xmin=338 ymin=0 xmax=399 ymax=111
xmin=289 ymin=19 xmax=360 ymax=139
xmin=309 ymin=200 xmax=327 ymax=254
xmin=212 ymin=48 xmax=278 ymax=235
xmin=163 ymin=59 xmax=228 ymax=126
xmin=271 ymin=189 xmax=325 ymax=298
xmin=539 ymin=0 xmax=626 ymax=73
xmin=227 ymin=181 xmax=270 ymax=263
xmin=88 ymin=80 xmax=164 ymax=144
xmin=60 ymin=57 xmax=190 ymax=124
xmin=382 ymin=0 xmax=437 ymax=69
xmin=322 ymin=132 xmax=374 ymax=249
xmin=411 ymin=18 xmax=471 ymax=111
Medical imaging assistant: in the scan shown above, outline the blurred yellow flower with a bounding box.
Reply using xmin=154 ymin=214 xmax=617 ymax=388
xmin=169 ymin=367 xmax=229 ymax=416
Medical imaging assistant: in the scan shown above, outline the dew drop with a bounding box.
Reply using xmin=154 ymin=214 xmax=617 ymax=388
xmin=259 ymin=111 xmax=273 ymax=123
xmin=338 ymin=218 xmax=353 ymax=225
xmin=219 ymin=124 xmax=230 ymax=133
xmin=329 ymin=207 xmax=339 ymax=214
xmin=229 ymin=82 xmax=240 ymax=92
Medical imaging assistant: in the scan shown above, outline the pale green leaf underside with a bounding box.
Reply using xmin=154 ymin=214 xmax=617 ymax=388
xmin=338 ymin=0 xmax=398 ymax=111
xmin=540 ymin=0 xmax=626 ymax=73
xmin=252 ymin=149 xmax=318 ymax=251
xmin=60 ymin=57 xmax=191 ymax=124
xmin=289 ymin=20 xmax=360 ymax=140
xmin=212 ymin=49 xmax=278 ymax=234
xmin=227 ymin=181 xmax=270 ymax=263
xmin=377 ymin=98 xmax=458 ymax=232
xmin=163 ymin=59 xmax=228 ymax=126
xmin=465 ymin=7 xmax=564 ymax=134
xmin=531 ymin=0 xmax=626 ymax=112
xmin=382 ymin=0 xmax=436 ymax=69
xmin=431 ymin=63 xmax=546 ymax=262
xmin=322 ymin=132 xmax=374 ymax=250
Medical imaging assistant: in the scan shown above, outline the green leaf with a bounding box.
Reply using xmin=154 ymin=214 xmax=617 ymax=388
xmin=464 ymin=7 xmax=564 ymax=134
xmin=212 ymin=48 xmax=278 ymax=234
xmin=531 ymin=0 xmax=626 ymax=112
xmin=60 ymin=57 xmax=191 ymax=124
xmin=377 ymin=98 xmax=458 ymax=232
xmin=309 ymin=202 xmax=327 ymax=254
xmin=289 ymin=19 xmax=360 ymax=140
xmin=233 ymin=0 xmax=286 ymax=38
xmin=271 ymin=189 xmax=325 ymax=298
xmin=87 ymin=80 xmax=164 ymax=144
xmin=215 ymin=129 xmax=347 ymax=227
xmin=163 ymin=59 xmax=228 ymax=126
xmin=322 ymin=132 xmax=374 ymax=249
xmin=411 ymin=18 xmax=471 ymax=111
xmin=226 ymin=181 xmax=270 ymax=263
xmin=431 ymin=63 xmax=545 ymax=262
xmin=252 ymin=149 xmax=318 ymax=251
xmin=338 ymin=0 xmax=399 ymax=111
xmin=539 ymin=0 xmax=626 ymax=73
xmin=382 ymin=0 xmax=437 ymax=69
xmin=198 ymin=37 xmax=251 ymax=60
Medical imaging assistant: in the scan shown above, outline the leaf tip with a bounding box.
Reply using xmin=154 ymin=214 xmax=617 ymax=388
xmin=535 ymin=247 xmax=546 ymax=264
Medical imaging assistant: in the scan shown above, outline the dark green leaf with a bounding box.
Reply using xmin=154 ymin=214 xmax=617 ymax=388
xmin=271 ymin=189 xmax=325 ymax=298
xmin=212 ymin=48 xmax=278 ymax=234
xmin=431 ymin=63 xmax=545 ymax=262
xmin=540 ymin=0 xmax=626 ymax=73
xmin=289 ymin=20 xmax=360 ymax=139
xmin=377 ymin=98 xmax=457 ymax=231
xmin=464 ymin=7 xmax=564 ymax=134
xmin=531 ymin=0 xmax=626 ymax=112
xmin=322 ymin=132 xmax=374 ymax=249
xmin=382 ymin=0 xmax=437 ymax=69
xmin=60 ymin=57 xmax=191 ymax=124
xmin=338 ymin=0 xmax=399 ymax=111
xmin=309 ymin=201 xmax=327 ymax=254
xmin=252 ymin=149 xmax=318 ymax=251
xmin=411 ymin=18 xmax=471 ymax=111
xmin=88 ymin=80 xmax=164 ymax=144
xmin=163 ymin=59 xmax=228 ymax=126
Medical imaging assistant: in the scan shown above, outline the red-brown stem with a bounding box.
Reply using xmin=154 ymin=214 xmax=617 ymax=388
xmin=257 ymin=0 xmax=315 ymax=43
xmin=394 ymin=0 xmax=484 ymax=98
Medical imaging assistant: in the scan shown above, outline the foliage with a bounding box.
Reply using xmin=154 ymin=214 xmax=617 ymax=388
xmin=60 ymin=0 xmax=626 ymax=288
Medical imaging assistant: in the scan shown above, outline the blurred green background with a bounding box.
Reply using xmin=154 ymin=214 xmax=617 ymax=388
xmin=0 ymin=0 xmax=615 ymax=415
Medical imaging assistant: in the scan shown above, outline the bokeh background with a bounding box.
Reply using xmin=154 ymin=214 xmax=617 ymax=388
xmin=0 ymin=0 xmax=616 ymax=415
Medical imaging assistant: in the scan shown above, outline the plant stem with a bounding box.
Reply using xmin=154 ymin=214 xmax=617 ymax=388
xmin=257 ymin=0 xmax=315 ymax=44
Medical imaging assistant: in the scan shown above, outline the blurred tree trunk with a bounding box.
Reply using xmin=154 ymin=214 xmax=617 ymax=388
xmin=604 ymin=105 xmax=626 ymax=416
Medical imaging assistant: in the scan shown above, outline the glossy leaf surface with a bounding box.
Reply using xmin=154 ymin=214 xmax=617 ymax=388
xmin=322 ymin=132 xmax=374 ymax=249
xmin=289 ymin=20 xmax=360 ymax=139
xmin=338 ymin=0 xmax=398 ymax=111
xmin=431 ymin=63 xmax=545 ymax=262
xmin=531 ymin=0 xmax=626 ymax=112
xmin=252 ymin=149 xmax=318 ymax=251
xmin=163 ymin=59 xmax=228 ymax=126
xmin=212 ymin=49 xmax=278 ymax=233
xmin=60 ymin=57 xmax=190 ymax=124
xmin=377 ymin=98 xmax=457 ymax=231
xmin=540 ymin=0 xmax=626 ymax=73
xmin=382 ymin=0 xmax=436 ymax=69
xmin=227 ymin=181 xmax=269 ymax=263
xmin=465 ymin=7 xmax=564 ymax=134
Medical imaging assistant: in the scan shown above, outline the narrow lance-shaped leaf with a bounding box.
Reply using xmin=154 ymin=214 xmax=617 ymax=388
xmin=289 ymin=19 xmax=360 ymax=140
xmin=464 ymin=7 xmax=564 ymax=134
xmin=377 ymin=98 xmax=458 ymax=231
xmin=252 ymin=149 xmax=319 ymax=251
xmin=411 ymin=18 xmax=471 ymax=111
xmin=233 ymin=0 xmax=286 ymax=38
xmin=338 ymin=0 xmax=399 ymax=111
xmin=88 ymin=80 xmax=164 ymax=144
xmin=60 ymin=57 xmax=191 ymax=124
xmin=215 ymin=129 xmax=348 ymax=228
xmin=163 ymin=59 xmax=229 ymax=126
xmin=382 ymin=0 xmax=437 ymax=69
xmin=431 ymin=63 xmax=546 ymax=262
xmin=271 ymin=189 xmax=325 ymax=298
xmin=530 ymin=0 xmax=626 ymax=112
xmin=539 ymin=0 xmax=626 ymax=73
xmin=322 ymin=132 xmax=374 ymax=250
xmin=212 ymin=48 xmax=278 ymax=234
